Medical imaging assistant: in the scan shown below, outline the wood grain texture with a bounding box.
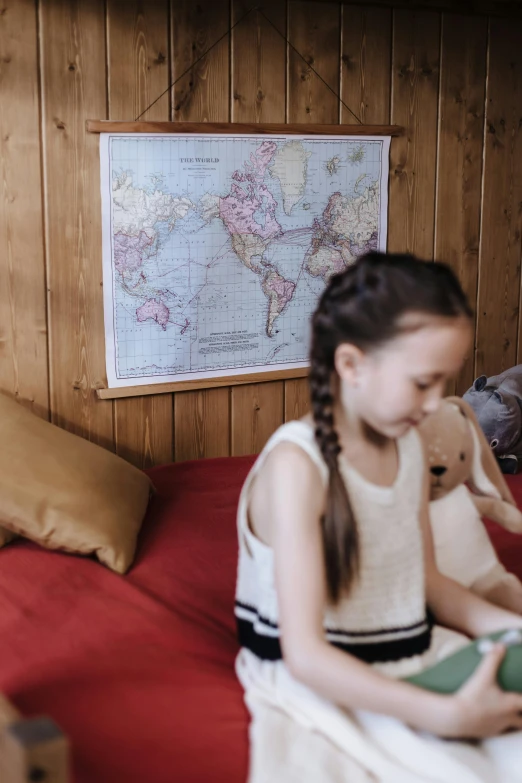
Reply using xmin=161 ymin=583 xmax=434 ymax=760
xmin=389 ymin=9 xmax=440 ymax=258
xmin=107 ymin=0 xmax=173 ymax=467
xmin=232 ymin=2 xmax=287 ymax=123
xmin=284 ymin=378 xmax=310 ymax=420
xmin=435 ymin=14 xmax=487 ymax=395
xmin=477 ymin=20 xmax=522 ymax=375
xmin=341 ymin=4 xmax=392 ymax=125
xmin=288 ymin=0 xmax=341 ymax=124
xmin=114 ymin=393 xmax=173 ymax=467
xmin=40 ymin=0 xmax=114 ymax=450
xmin=230 ymin=0 xmax=286 ymax=453
xmin=171 ymin=0 xmax=230 ymax=123
xmin=313 ymin=0 xmax=522 ymax=15
xmin=171 ymin=0 xmax=231 ymax=461
xmin=174 ymin=388 xmax=230 ymax=460
xmin=231 ymin=381 xmax=284 ymax=455
xmin=0 ymin=0 xmax=49 ymax=418
xmin=107 ymin=0 xmax=169 ymax=121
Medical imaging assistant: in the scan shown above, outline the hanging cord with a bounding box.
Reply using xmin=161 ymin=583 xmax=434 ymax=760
xmin=135 ymin=4 xmax=257 ymax=121
xmin=256 ymin=7 xmax=362 ymax=124
xmin=135 ymin=3 xmax=362 ymax=125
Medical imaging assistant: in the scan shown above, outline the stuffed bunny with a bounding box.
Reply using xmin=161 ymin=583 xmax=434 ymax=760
xmin=418 ymin=396 xmax=522 ymax=614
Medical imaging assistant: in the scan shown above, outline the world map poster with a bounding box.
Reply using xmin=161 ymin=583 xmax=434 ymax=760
xmin=100 ymin=133 xmax=390 ymax=388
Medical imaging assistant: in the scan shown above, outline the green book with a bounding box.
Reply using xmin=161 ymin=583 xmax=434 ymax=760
xmin=404 ymin=629 xmax=522 ymax=694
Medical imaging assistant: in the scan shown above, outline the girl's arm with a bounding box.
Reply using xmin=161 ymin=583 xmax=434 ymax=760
xmin=257 ymin=442 xmax=522 ymax=738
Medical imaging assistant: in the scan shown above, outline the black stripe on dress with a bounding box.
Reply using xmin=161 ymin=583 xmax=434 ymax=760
xmin=235 ymin=611 xmax=434 ymax=664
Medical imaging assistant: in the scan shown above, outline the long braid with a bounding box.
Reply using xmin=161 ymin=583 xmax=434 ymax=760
xmin=309 ymin=349 xmax=360 ymax=603
xmin=308 ymin=252 xmax=472 ymax=604
xmin=310 ymin=270 xmax=361 ymax=603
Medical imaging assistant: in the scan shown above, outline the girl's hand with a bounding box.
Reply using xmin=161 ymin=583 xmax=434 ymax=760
xmin=447 ymin=644 xmax=522 ymax=738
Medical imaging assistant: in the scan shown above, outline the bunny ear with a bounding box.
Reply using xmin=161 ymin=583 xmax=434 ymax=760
xmin=445 ymin=396 xmax=516 ymax=505
xmin=468 ymin=423 xmax=501 ymax=498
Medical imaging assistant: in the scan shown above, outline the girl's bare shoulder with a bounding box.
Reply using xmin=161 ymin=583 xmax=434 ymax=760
xmin=258 ymin=438 xmax=323 ymax=486
xmin=249 ymin=437 xmax=326 ymax=545
xmin=259 ymin=416 xmax=321 ymax=481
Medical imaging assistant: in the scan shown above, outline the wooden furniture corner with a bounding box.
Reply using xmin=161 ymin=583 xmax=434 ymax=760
xmin=0 ymin=695 xmax=69 ymax=783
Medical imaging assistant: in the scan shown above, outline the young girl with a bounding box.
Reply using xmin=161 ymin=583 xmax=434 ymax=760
xmin=235 ymin=252 xmax=522 ymax=783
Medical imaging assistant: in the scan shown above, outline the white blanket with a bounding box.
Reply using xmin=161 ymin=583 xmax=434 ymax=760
xmin=237 ymin=632 xmax=522 ymax=783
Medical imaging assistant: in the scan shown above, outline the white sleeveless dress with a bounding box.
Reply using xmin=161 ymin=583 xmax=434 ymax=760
xmin=234 ymin=420 xmax=522 ymax=783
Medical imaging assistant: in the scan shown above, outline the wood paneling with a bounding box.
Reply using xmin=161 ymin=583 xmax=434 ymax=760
xmin=40 ymin=0 xmax=114 ymax=450
xmin=284 ymin=378 xmax=310 ymax=422
xmin=341 ymin=4 xmax=392 ymax=125
xmin=107 ymin=0 xmax=169 ymax=121
xmin=171 ymin=0 xmax=231 ymax=460
xmin=435 ymin=15 xmax=487 ymax=395
xmin=230 ymin=2 xmax=286 ymax=452
xmin=114 ymin=393 xmax=173 ymax=467
xmin=314 ymin=0 xmax=522 ymax=14
xmin=288 ymin=1 xmax=340 ymax=124
xmin=3 ymin=0 xmax=522 ymax=467
xmin=231 ymin=382 xmax=284 ymax=456
xmin=107 ymin=0 xmax=173 ymax=468
xmin=175 ymin=388 xmax=230 ymax=461
xmin=232 ymin=2 xmax=287 ymax=124
xmin=172 ymin=0 xmax=230 ymax=123
xmin=477 ymin=20 xmax=522 ymax=375
xmin=389 ymin=9 xmax=440 ymax=258
xmin=0 ymin=0 xmax=49 ymax=418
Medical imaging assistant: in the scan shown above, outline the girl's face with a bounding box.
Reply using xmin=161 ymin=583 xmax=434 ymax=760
xmin=337 ymin=315 xmax=472 ymax=439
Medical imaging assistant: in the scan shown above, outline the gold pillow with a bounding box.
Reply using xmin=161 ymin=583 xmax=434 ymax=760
xmin=0 ymin=394 xmax=152 ymax=573
xmin=0 ymin=528 xmax=17 ymax=547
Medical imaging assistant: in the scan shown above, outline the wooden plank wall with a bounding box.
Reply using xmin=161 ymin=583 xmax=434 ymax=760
xmin=2 ymin=0 xmax=522 ymax=466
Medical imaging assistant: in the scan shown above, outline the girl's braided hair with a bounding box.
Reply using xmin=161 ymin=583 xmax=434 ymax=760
xmin=309 ymin=252 xmax=473 ymax=603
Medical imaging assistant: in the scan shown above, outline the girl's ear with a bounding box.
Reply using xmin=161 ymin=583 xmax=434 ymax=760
xmin=334 ymin=343 xmax=364 ymax=386
xmin=446 ymin=396 xmax=516 ymax=505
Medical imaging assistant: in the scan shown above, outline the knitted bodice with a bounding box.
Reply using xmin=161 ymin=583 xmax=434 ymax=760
xmin=235 ymin=419 xmax=432 ymax=664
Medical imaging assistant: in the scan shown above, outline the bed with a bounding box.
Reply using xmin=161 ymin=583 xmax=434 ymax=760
xmin=0 ymin=455 xmax=521 ymax=783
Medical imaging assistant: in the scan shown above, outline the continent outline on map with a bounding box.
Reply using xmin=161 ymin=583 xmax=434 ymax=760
xmin=103 ymin=134 xmax=388 ymax=384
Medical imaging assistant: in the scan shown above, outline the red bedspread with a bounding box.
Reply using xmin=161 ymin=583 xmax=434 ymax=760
xmin=0 ymin=457 xmax=521 ymax=783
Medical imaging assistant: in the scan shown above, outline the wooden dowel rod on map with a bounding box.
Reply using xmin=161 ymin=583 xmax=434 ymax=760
xmin=86 ymin=120 xmax=404 ymax=136
xmin=96 ymin=368 xmax=310 ymax=399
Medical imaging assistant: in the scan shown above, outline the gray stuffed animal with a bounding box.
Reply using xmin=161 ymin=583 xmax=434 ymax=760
xmin=463 ymin=364 xmax=522 ymax=474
